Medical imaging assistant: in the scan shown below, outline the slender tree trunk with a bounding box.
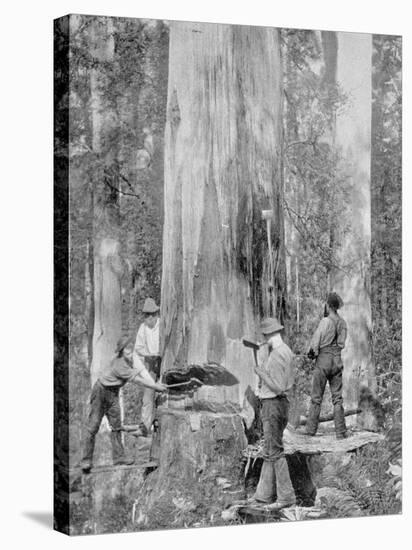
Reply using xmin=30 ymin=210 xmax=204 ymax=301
xmin=89 ymin=18 xmax=123 ymax=386
xmin=91 ymin=238 xmax=123 ymax=383
xmin=333 ymin=33 xmax=375 ymax=404
xmin=85 ymin=208 xmax=95 ymax=368
xmin=295 ymin=256 xmax=300 ymax=330
xmin=321 ymin=31 xmax=338 ymax=294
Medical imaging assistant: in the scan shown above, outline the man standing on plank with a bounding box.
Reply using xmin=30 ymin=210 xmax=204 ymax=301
xmin=305 ymin=292 xmax=348 ymax=439
xmin=133 ymin=298 xmax=161 ymax=434
xmin=252 ymin=317 xmax=296 ymax=509
xmin=80 ymin=336 xmax=166 ymax=473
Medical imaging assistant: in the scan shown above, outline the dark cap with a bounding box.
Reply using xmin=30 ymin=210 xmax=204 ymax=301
xmin=327 ymin=292 xmax=344 ymax=310
xmin=115 ymin=336 xmax=132 ymax=355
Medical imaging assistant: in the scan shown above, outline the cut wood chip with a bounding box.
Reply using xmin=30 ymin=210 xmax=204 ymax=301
xmin=163 ymin=363 xmax=239 ymax=387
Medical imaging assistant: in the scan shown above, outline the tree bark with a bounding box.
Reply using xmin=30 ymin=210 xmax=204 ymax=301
xmin=161 ymin=21 xmax=285 ymax=412
xmin=333 ymin=33 xmax=375 ymax=405
xmin=136 ymin=21 xmax=286 ymax=525
xmin=90 ymin=238 xmax=123 ymax=384
xmin=87 ymin=18 xmax=124 ymax=465
xmin=89 ymin=18 xmax=123 ymax=386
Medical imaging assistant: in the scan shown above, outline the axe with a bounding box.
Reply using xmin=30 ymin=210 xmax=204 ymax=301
xmin=242 ymin=338 xmax=266 ymax=368
xmin=288 ymin=386 xmax=385 ymax=432
xmin=288 ymin=408 xmax=362 ymax=431
xmin=243 ymin=338 xmax=307 ymax=361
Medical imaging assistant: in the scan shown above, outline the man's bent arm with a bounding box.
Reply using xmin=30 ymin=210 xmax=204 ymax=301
xmin=309 ymin=318 xmax=327 ymax=355
xmin=254 ymin=366 xmax=284 ymax=395
xmin=132 ymin=367 xmax=163 ymax=391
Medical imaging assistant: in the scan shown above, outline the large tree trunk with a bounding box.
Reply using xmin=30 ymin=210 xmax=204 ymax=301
xmin=88 ymin=18 xmax=124 ymax=465
xmin=333 ymin=33 xmax=375 ymax=408
xmin=161 ymin=21 xmax=285 ymax=409
xmin=136 ymin=21 xmax=286 ymax=527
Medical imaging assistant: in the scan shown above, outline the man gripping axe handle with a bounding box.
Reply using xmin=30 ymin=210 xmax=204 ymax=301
xmin=165 ymin=378 xmax=203 ymax=390
xmin=242 ymin=338 xmax=266 ymax=368
xmin=242 ymin=338 xmax=309 ymax=362
xmin=288 ymin=386 xmax=385 ymax=432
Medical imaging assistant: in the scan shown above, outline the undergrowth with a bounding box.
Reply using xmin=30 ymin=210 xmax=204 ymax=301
xmin=315 ymin=425 xmax=402 ymax=518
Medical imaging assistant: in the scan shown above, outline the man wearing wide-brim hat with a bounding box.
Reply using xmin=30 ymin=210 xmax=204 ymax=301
xmin=251 ymin=317 xmax=296 ymax=509
xmin=133 ymin=298 xmax=161 ymax=432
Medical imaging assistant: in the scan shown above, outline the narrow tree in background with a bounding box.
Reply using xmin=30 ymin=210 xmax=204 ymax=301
xmin=371 ymin=35 xmax=402 ymax=416
xmin=333 ymin=33 xmax=375 ymax=407
xmin=89 ymin=18 xmax=124 ymax=386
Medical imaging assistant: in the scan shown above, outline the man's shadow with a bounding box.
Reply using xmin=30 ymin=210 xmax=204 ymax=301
xmin=22 ymin=512 xmax=53 ymax=529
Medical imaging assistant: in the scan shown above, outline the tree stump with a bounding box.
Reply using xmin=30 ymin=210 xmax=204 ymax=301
xmin=242 ymin=428 xmax=385 ymax=514
xmin=133 ymin=407 xmax=248 ymax=529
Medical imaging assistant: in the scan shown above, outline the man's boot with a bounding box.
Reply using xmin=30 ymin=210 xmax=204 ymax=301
xmin=334 ymin=404 xmax=347 ymax=439
xmin=269 ymin=457 xmax=296 ymax=510
xmin=111 ymin=431 xmax=134 ymax=466
xmin=305 ymin=403 xmax=321 ymax=435
xmin=253 ymin=460 xmax=276 ymax=503
xmin=80 ymin=431 xmax=95 ymax=473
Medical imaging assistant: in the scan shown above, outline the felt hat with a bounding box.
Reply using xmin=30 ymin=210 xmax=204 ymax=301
xmin=327 ymin=292 xmax=344 ymax=310
xmin=142 ymin=297 xmax=160 ymax=314
xmin=260 ymin=317 xmax=284 ymax=335
xmin=115 ymin=336 xmax=132 ymax=355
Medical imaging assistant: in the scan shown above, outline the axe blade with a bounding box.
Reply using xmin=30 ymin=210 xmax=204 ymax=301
xmin=164 ymin=364 xmax=239 ymax=388
xmin=242 ymin=338 xmax=260 ymax=351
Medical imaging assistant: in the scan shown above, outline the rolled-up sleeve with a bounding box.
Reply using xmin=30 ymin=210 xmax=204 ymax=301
xmin=264 ymin=353 xmax=284 ymax=394
xmin=113 ymin=362 xmax=145 ymax=383
xmin=337 ymin=319 xmax=347 ymax=348
xmin=309 ymin=318 xmax=328 ymax=354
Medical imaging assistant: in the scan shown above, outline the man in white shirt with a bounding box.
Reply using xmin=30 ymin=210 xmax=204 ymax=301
xmin=133 ymin=298 xmax=161 ymax=432
xmin=252 ymin=317 xmax=296 ymax=509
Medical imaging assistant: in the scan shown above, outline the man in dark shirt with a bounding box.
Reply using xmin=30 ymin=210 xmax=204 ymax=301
xmin=81 ymin=336 xmax=166 ymax=472
xmin=305 ymin=292 xmax=348 ymax=439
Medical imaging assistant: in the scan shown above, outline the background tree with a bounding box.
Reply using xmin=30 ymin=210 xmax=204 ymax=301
xmin=371 ymin=35 xmax=402 ymax=419
xmin=282 ymin=29 xmax=352 ymax=417
xmin=333 ymin=32 xmax=374 ymax=410
xmin=67 ymin=15 xmax=168 ymax=466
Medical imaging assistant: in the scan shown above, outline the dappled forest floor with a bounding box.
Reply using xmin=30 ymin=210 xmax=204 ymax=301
xmin=66 ymin=421 xmax=400 ymax=535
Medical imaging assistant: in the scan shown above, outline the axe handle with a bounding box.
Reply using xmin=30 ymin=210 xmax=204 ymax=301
xmin=266 ymin=218 xmax=274 ymax=288
xmin=120 ymin=425 xmax=141 ymax=432
xmin=299 ymin=408 xmax=362 ymax=425
xmin=165 ymin=378 xmax=202 ymax=389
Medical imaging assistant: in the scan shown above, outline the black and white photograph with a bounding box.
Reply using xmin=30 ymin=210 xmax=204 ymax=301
xmin=52 ymin=13 xmax=402 ymax=536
